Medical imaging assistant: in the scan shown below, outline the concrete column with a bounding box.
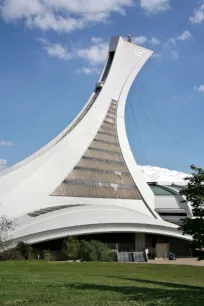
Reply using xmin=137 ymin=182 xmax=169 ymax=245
xmin=135 ymin=233 xmax=146 ymax=251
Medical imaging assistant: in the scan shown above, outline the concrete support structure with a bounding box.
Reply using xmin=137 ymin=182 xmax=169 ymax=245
xmin=135 ymin=233 xmax=146 ymax=252
xmin=0 ymin=36 xmax=192 ymax=251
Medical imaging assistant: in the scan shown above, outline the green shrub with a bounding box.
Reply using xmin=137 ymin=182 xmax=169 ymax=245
xmin=44 ymin=249 xmax=52 ymax=261
xmin=61 ymin=236 xmax=114 ymax=262
xmin=88 ymin=240 xmax=114 ymax=262
xmin=93 ymin=240 xmax=114 ymax=262
xmin=62 ymin=236 xmax=81 ymax=260
xmin=78 ymin=240 xmax=114 ymax=262
xmin=78 ymin=240 xmax=98 ymax=261
xmin=0 ymin=248 xmax=24 ymax=261
xmin=16 ymin=241 xmax=33 ymax=260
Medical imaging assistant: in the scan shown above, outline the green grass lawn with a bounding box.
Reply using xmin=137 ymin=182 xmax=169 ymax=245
xmin=0 ymin=261 xmax=204 ymax=306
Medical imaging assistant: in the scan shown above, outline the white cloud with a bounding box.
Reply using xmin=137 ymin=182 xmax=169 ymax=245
xmin=190 ymin=3 xmax=204 ymax=24
xmin=39 ymin=37 xmax=108 ymax=66
xmin=44 ymin=44 xmax=70 ymax=60
xmin=76 ymin=67 xmax=100 ymax=75
xmin=0 ymin=159 xmax=7 ymax=172
xmin=38 ymin=37 xmax=48 ymax=44
xmin=0 ymin=141 xmax=14 ymax=146
xmin=43 ymin=0 xmax=132 ymax=15
xmin=27 ymin=12 xmax=85 ymax=32
xmin=152 ymin=47 xmax=179 ymax=61
xmin=194 ymin=85 xmax=204 ymax=93
xmin=167 ymin=38 xmax=176 ymax=46
xmin=91 ymin=37 xmax=104 ymax=44
xmin=159 ymin=30 xmax=191 ymax=61
xmin=132 ymin=36 xmax=147 ymax=45
xmin=149 ymin=37 xmax=160 ymax=45
xmin=76 ymin=42 xmax=109 ymax=65
xmin=171 ymin=51 xmax=179 ymax=60
xmin=140 ymin=0 xmax=170 ymax=13
xmin=132 ymin=35 xmax=160 ymax=46
xmin=0 ymin=0 xmax=133 ymax=33
xmin=1 ymin=0 xmax=44 ymax=20
xmin=39 ymin=38 xmax=71 ymax=60
xmin=168 ymin=30 xmax=191 ymax=45
xmin=148 ymin=31 xmax=190 ymax=61
xmin=178 ymin=31 xmax=191 ymax=41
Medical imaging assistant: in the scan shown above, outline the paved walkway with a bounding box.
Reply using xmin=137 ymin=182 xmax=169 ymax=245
xmin=149 ymin=258 xmax=204 ymax=266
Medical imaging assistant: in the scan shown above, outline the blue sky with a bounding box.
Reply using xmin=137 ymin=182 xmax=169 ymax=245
xmin=0 ymin=0 xmax=204 ymax=173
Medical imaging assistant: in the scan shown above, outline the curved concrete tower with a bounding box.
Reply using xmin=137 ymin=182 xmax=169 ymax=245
xmin=0 ymin=36 xmax=191 ymax=249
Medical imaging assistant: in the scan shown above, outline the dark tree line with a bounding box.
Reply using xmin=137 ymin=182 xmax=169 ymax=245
xmin=180 ymin=165 xmax=204 ymax=259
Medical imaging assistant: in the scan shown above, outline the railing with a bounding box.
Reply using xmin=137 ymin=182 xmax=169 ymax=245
xmin=115 ymin=251 xmax=148 ymax=263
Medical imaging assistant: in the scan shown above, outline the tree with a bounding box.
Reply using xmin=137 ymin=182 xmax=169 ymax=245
xmin=0 ymin=215 xmax=14 ymax=250
xmin=78 ymin=240 xmax=98 ymax=261
xmin=16 ymin=241 xmax=33 ymax=260
xmin=180 ymin=165 xmax=204 ymax=259
xmin=78 ymin=240 xmax=113 ymax=262
xmin=62 ymin=236 xmax=114 ymax=261
xmin=62 ymin=236 xmax=81 ymax=259
xmin=85 ymin=240 xmax=113 ymax=262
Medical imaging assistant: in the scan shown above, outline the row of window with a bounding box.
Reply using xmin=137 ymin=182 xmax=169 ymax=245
xmin=82 ymin=156 xmax=124 ymax=165
xmin=74 ymin=166 xmax=129 ymax=175
xmin=63 ymin=179 xmax=136 ymax=190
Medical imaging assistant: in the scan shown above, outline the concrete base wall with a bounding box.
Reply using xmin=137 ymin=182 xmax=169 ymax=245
xmin=135 ymin=233 xmax=146 ymax=252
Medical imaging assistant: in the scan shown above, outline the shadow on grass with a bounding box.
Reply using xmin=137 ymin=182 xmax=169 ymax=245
xmin=68 ymin=278 xmax=204 ymax=306
xmin=110 ymin=276 xmax=204 ymax=290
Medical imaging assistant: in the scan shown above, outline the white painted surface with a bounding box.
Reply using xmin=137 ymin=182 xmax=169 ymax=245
xmin=0 ymin=196 xmax=151 ymax=220
xmin=155 ymin=196 xmax=185 ymax=210
xmin=0 ymin=36 xmax=191 ymax=245
xmin=0 ymin=37 xmax=152 ymax=199
xmin=116 ymin=43 xmax=156 ymax=214
xmin=7 ymin=205 xmax=191 ymax=247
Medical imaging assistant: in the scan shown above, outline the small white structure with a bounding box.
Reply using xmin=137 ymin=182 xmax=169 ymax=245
xmin=0 ymin=36 xmax=192 ymax=256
